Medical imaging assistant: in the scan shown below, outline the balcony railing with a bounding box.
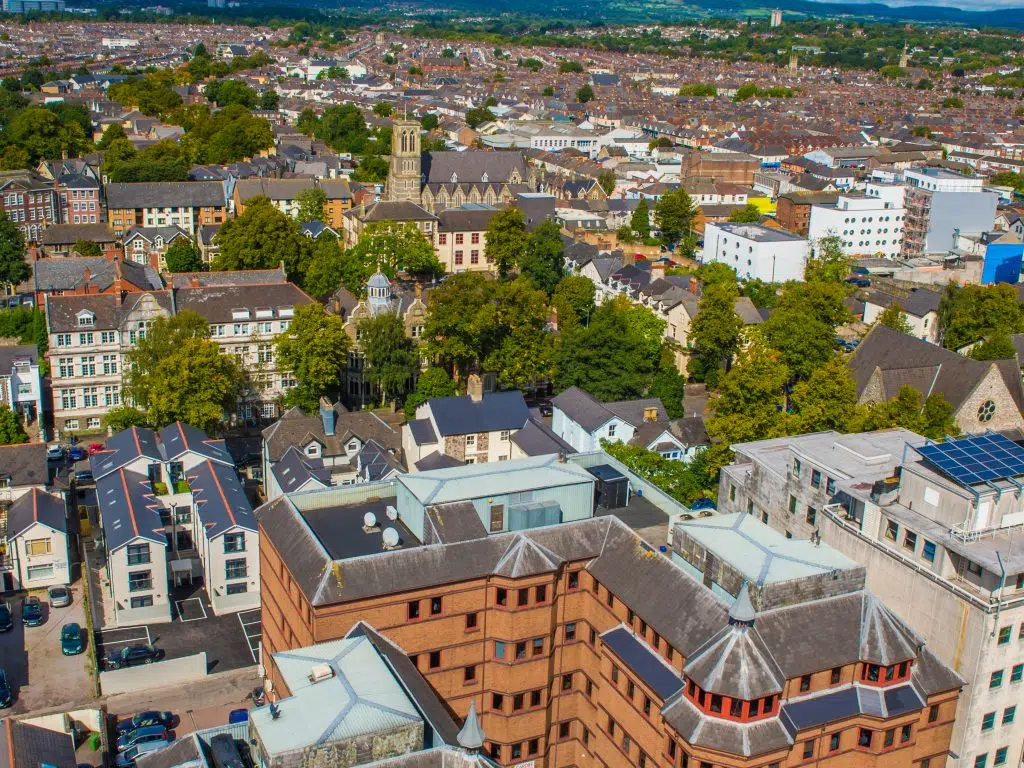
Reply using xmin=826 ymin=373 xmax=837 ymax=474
xmin=128 ymin=579 xmax=153 ymax=592
xmin=126 ymin=554 xmax=151 ymax=566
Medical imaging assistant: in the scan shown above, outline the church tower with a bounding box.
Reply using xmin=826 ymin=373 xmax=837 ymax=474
xmin=385 ymin=119 xmax=422 ymax=203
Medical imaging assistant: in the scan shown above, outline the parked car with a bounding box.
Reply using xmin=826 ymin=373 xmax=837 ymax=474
xmin=116 ymin=725 xmax=169 ymax=753
xmin=0 ymin=602 xmax=12 ymax=633
xmin=115 ymin=711 xmax=175 ymax=736
xmin=74 ymin=470 xmax=94 ymax=484
xmin=844 ymin=276 xmax=870 ymax=288
xmin=68 ymin=446 xmax=87 ymax=461
xmin=0 ymin=668 xmax=11 ymax=709
xmin=106 ymin=645 xmax=159 ymax=670
xmin=48 ymin=585 xmax=71 ymax=608
xmin=46 ymin=444 xmax=65 ymax=461
xmin=114 ymin=739 xmax=170 ymax=768
xmin=87 ymin=442 xmax=105 ymax=455
xmin=22 ymin=596 xmax=43 ymax=626
xmin=227 ymin=709 xmax=248 ymax=725
xmin=60 ymin=623 xmax=84 ymax=655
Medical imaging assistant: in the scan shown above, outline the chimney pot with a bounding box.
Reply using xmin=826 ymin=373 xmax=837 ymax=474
xmin=467 ymin=373 xmax=484 ymax=403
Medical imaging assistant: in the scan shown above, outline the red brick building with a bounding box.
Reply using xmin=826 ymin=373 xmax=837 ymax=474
xmin=256 ymin=482 xmax=963 ymax=768
xmin=0 ymin=170 xmax=59 ymax=243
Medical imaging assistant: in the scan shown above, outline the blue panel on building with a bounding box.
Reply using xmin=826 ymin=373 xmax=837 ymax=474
xmin=981 ymin=242 xmax=1024 ymax=285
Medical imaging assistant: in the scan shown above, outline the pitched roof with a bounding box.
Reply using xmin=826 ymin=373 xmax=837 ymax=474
xmin=95 ymin=468 xmax=167 ymax=552
xmin=105 ymin=181 xmax=227 ymax=210
xmin=173 ymin=282 xmax=312 ymax=324
xmin=0 ymin=718 xmax=76 ymax=768
xmin=552 ymin=386 xmax=667 ymax=432
xmin=849 ymin=324 xmax=1024 ymax=413
xmin=422 ymin=150 xmax=529 ymax=185
xmin=0 ymin=443 xmax=47 ymax=487
xmin=46 ymin=291 xmax=172 ymax=334
xmin=426 ymin=390 xmax=530 ymax=436
xmin=6 ymin=488 xmax=67 ymax=538
xmin=189 ymin=458 xmax=257 ymax=537
xmin=39 ymin=223 xmax=116 ymax=245
xmin=262 ymin=406 xmax=400 ymax=463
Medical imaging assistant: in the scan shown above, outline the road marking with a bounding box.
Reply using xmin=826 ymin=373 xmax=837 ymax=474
xmin=237 ymin=610 xmax=262 ymax=664
xmin=174 ymin=597 xmax=207 ymax=622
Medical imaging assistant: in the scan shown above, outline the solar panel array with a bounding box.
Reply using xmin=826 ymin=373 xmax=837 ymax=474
xmin=917 ymin=433 xmax=1024 ymax=486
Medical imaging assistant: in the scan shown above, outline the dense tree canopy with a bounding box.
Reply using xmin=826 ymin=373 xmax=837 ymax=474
xmin=0 ymin=213 xmax=29 ymax=286
xmin=274 ymin=303 xmax=351 ymax=413
xmin=164 ymin=240 xmax=204 ymax=273
xmin=484 ymin=208 xmax=528 ymax=277
xmin=213 ymin=197 xmax=308 ymax=281
xmin=358 ymin=313 xmax=418 ymax=406
xmin=654 ymin=189 xmax=697 ymax=246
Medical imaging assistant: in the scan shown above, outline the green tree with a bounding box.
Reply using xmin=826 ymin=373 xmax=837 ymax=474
xmin=654 ymin=188 xmax=697 ymax=246
xmin=123 ymin=311 xmax=244 ymax=433
xmin=542 ymin=85 xmax=554 ymax=97
xmin=969 ymin=333 xmax=1018 ymax=361
xmin=556 ymin=296 xmax=660 ymax=401
xmin=576 ymin=84 xmax=595 ymax=103
xmin=373 ymin=102 xmax=394 ymax=117
xmin=0 ymin=145 xmax=29 ymax=171
xmin=274 ymin=303 xmax=351 ymax=413
xmin=420 ymin=113 xmax=439 ymax=131
xmin=358 ymin=312 xmax=418 ymax=406
xmin=205 ymin=79 xmax=258 ymax=108
xmin=852 ymin=386 xmax=959 ymax=441
xmin=728 ymin=203 xmax=761 ymax=223
xmin=347 ymin=221 xmax=444 ymax=284
xmin=877 ymin=303 xmax=912 ymax=334
xmin=482 ymin=278 xmax=556 ymax=390
xmin=603 ymin=440 xmax=713 ymax=504
xmin=551 ymin=275 xmax=595 ymax=330
xmin=404 ymin=366 xmax=456 ymax=418
xmin=942 ymin=96 xmax=964 ymax=109
xmin=295 ymin=186 xmax=328 ymax=223
xmin=787 ymin=357 xmax=858 ymax=433
xmin=214 ymin=197 xmax=308 ymax=281
xmin=0 ymin=404 xmax=27 ymax=445
xmin=687 ymin=283 xmax=742 ymax=387
xmin=72 ymin=239 xmax=102 ymax=258
xmin=465 ymin=107 xmax=496 ymax=129
xmin=296 ymin=107 xmax=319 ymax=136
xmin=518 ymin=220 xmax=564 ymax=295
xmin=485 ymin=207 xmax=528 ymax=277
xmin=0 ymin=212 xmax=29 ymax=286
xmin=596 ymin=170 xmax=616 ymax=196
xmin=616 ymin=226 xmax=636 ymax=244
xmin=316 ymin=103 xmax=369 ymax=153
xmin=259 ymin=89 xmax=279 ymax=111
xmin=631 ymin=199 xmax=651 ymax=240
xmin=164 ymin=239 xmax=203 ymax=273
xmin=805 ymin=234 xmax=850 ymax=283
xmin=558 ymin=60 xmax=584 ymax=74
xmin=302 ymin=235 xmax=347 ymax=298
xmin=761 ymin=304 xmax=837 ymax=384
xmin=7 ymin=106 xmax=89 ymax=163
xmin=103 ymin=405 xmax=149 ymax=432
xmin=650 ymin=367 xmax=686 ymax=419
xmin=939 ymin=283 xmax=1023 ymax=350
xmin=98 ymin=122 xmax=127 ymax=149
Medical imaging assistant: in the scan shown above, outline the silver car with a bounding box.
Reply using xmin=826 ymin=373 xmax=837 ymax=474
xmin=48 ymin=586 xmax=71 ymax=608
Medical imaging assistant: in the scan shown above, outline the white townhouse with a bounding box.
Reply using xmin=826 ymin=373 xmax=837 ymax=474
xmin=5 ymin=488 xmax=72 ymax=591
xmin=92 ymin=422 xmax=259 ymax=626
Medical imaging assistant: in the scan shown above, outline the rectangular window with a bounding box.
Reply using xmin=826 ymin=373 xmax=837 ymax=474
xmin=491 ymin=693 xmax=503 ymax=710
xmin=800 ymin=674 xmax=811 ymax=692
xmin=518 ymin=588 xmax=529 ymax=606
xmin=128 ymin=570 xmax=152 ymax=592
xmin=806 ymin=507 xmax=817 ymax=526
xmin=513 ymin=694 xmax=524 ymax=711
xmin=826 ymin=477 xmax=836 ymax=495
xmin=495 ymin=587 xmax=507 ymax=606
xmin=438 ymin=233 xmax=447 ymax=245
xmin=536 ymin=585 xmax=546 ymax=603
xmin=995 ymin=748 xmax=1008 ymax=767
xmin=901 ymin=725 xmax=911 ymax=743
xmin=976 ymin=756 xmax=988 ymax=768
xmin=858 ymin=729 xmax=872 ymax=748
xmin=929 ymin=705 xmax=939 ymax=723
xmin=528 ymin=739 xmax=538 ymax=756
xmin=565 ymin=622 xmax=577 ymax=641
xmin=829 ymin=734 xmax=840 ymax=752
xmin=982 ymin=712 xmax=996 ymax=731
xmin=223 ymin=532 xmax=246 ymax=552
xmin=923 ymin=540 xmax=936 ymax=562
xmin=562 ymin=673 xmax=572 ymax=691
xmin=568 ymin=571 xmax=579 ymax=590
xmin=130 ymin=596 xmax=153 ymax=609
xmin=225 ymin=558 xmax=247 ymax=580
xmin=998 ymin=626 xmax=1012 ymax=645
xmin=494 ymin=641 xmax=505 ymax=659
xmin=408 ymin=601 xmax=420 ymax=620
xmin=811 ymin=469 xmax=821 ymax=488
xmin=25 ymin=538 xmax=51 ymax=555
xmin=884 ymin=729 xmax=895 ymax=748
xmin=803 ymin=741 xmax=815 ymax=759
xmin=454 ymin=251 xmax=463 ymax=265
xmin=429 ymin=651 xmax=440 ymax=669
xmin=830 ymin=667 xmax=841 ymax=684
xmin=1003 ymin=706 xmax=1016 ymax=725
xmin=991 ymin=670 xmax=1004 ymax=689
xmin=532 ymin=637 xmax=544 ymax=656
xmin=227 ymin=583 xmax=247 ymax=595
xmin=530 ymin=690 xmax=541 ymax=707
xmin=789 ymin=495 xmax=797 ymax=513
xmin=904 ymin=531 xmax=918 ymax=551
xmin=885 ymin=520 xmax=898 ymax=541
xmin=431 ymin=596 xmax=442 ymax=615
xmin=464 ymin=665 xmax=476 ymax=682
xmin=466 ymin=612 xmax=477 ymax=630
xmin=516 ymin=642 xmax=526 ymax=660
xmin=26 ymin=564 xmax=54 ymax=581
xmin=1012 ymin=665 xmax=1024 ymax=683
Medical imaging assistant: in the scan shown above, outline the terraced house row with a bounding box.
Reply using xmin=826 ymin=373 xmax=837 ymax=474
xmin=45 ymin=268 xmax=311 ymax=433
xmin=254 ymin=455 xmax=964 ymax=768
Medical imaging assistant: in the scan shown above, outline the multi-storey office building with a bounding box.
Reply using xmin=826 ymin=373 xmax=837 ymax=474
xmin=91 ymin=423 xmax=259 ymax=625
xmin=45 ymin=278 xmax=311 ymax=433
xmin=807 ymin=183 xmax=906 ymax=258
xmin=256 ymin=455 xmax=962 ymax=768
xmin=718 ymin=429 xmax=1024 ymax=768
xmin=900 ymin=169 xmax=998 ymax=258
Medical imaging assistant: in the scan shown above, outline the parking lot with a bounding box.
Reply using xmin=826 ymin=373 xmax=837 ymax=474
xmin=0 ymin=585 xmax=94 ymax=713
xmin=95 ymin=589 xmax=260 ymax=676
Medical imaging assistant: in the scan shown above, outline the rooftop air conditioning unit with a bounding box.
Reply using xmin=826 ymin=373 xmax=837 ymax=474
xmin=309 ymin=663 xmax=334 ymax=683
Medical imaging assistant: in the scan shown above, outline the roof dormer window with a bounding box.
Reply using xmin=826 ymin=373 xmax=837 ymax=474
xmin=77 ymin=310 xmax=95 ymax=327
xmin=231 ymin=309 xmax=251 ymax=321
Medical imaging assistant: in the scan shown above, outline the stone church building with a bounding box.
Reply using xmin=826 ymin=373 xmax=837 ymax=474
xmin=385 ymin=120 xmax=538 ymax=214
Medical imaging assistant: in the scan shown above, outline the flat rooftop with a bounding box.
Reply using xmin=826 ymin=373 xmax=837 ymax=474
xmin=676 ymin=512 xmax=861 ymax=587
xmin=301 ymin=498 xmax=422 ymax=560
xmin=714 ymin=223 xmax=805 ymax=243
xmin=397 ymin=454 xmax=594 ymax=506
xmin=597 ymin=494 xmax=671 ymax=548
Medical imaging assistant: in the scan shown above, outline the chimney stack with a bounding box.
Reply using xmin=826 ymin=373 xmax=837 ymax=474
xmin=688 ymin=276 xmax=699 ymax=296
xmin=650 ymin=261 xmax=666 ymax=282
xmin=643 ymin=406 xmax=658 ymax=423
xmin=467 ymin=373 xmax=484 ymax=403
xmin=190 ymin=275 xmax=200 ymax=288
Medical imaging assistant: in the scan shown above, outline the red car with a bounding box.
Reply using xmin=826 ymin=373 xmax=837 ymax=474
xmin=87 ymin=442 xmax=105 ymax=455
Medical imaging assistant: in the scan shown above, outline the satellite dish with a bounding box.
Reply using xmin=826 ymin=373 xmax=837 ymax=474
xmin=363 ymin=512 xmax=377 ymax=528
xmin=382 ymin=527 xmax=400 ymax=548
xmin=385 ymin=505 xmax=398 ymax=521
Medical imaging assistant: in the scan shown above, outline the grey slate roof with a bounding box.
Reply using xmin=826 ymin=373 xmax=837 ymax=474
xmin=510 ymin=418 xmax=577 ymax=457
xmin=0 ymin=443 xmax=48 ymax=488
xmin=174 ymin=282 xmax=312 ymax=324
xmin=105 ymin=181 xmax=227 ymax=210
xmin=661 ymin=693 xmax=794 ymax=757
xmin=34 ymin=258 xmax=162 ymax=294
xmin=96 ymin=468 xmax=167 ymax=552
xmin=422 ymin=150 xmax=529 ymax=185
xmin=272 ymin=445 xmax=331 ymax=495
xmin=427 ymin=390 xmax=530 ymax=437
xmin=46 ymin=291 xmax=172 ymax=334
xmin=158 ymin=422 xmax=234 ymax=465
xmin=601 ymin=625 xmax=684 ymax=700
xmin=0 ymin=718 xmax=77 ymax=768
xmin=188 ymin=459 xmax=257 ymax=538
xmin=407 ymin=418 xmax=438 ymax=446
xmin=357 ymin=439 xmax=405 ymax=481
xmin=849 ymin=323 xmax=1024 ymax=413
xmin=683 ymin=623 xmax=786 ymax=700
xmin=0 ymin=345 xmax=36 ymax=371
xmin=423 ymin=501 xmax=488 ymax=544
xmin=414 ymin=451 xmax=463 ymax=471
xmin=91 ymin=425 xmax=162 ymax=480
xmin=169 ymin=266 xmax=286 ymax=288
xmin=553 ymin=386 xmax=667 ymax=432
xmin=40 ymin=223 xmax=116 ymax=245
xmin=262 ymin=406 xmax=400 ymax=463
xmin=6 ymin=488 xmax=68 ymax=538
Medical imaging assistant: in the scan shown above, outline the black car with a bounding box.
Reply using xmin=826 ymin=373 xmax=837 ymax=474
xmin=22 ymin=597 xmax=43 ymax=627
xmin=115 ymin=711 xmax=175 ymax=736
xmin=0 ymin=668 xmax=11 ymax=709
xmin=0 ymin=602 xmax=12 ymax=633
xmin=106 ymin=645 xmax=159 ymax=670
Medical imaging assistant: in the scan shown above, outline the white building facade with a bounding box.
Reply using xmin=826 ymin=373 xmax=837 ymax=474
xmin=701 ymin=222 xmax=809 ymax=282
